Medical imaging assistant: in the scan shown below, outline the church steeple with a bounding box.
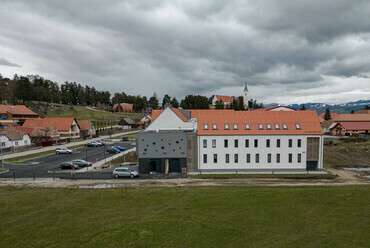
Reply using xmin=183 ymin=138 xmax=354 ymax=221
xmin=243 ymin=81 xmax=249 ymax=109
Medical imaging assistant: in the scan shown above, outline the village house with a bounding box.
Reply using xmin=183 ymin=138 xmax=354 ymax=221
xmin=23 ymin=117 xmax=80 ymax=139
xmin=113 ymin=103 xmax=134 ymax=113
xmin=77 ymin=120 xmax=96 ymax=139
xmin=329 ymin=113 xmax=370 ymax=136
xmin=0 ymin=129 xmax=31 ymax=151
xmin=0 ymin=105 xmax=39 ymax=124
xmin=118 ymin=118 xmax=138 ymax=129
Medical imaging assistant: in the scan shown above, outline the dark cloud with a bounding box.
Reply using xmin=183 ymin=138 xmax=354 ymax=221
xmin=0 ymin=58 xmax=21 ymax=67
xmin=0 ymin=0 xmax=369 ymax=104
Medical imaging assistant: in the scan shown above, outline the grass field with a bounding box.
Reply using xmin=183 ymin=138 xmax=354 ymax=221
xmin=115 ymin=132 xmax=139 ymax=140
xmin=189 ymin=173 xmax=337 ymax=180
xmin=324 ymin=140 xmax=370 ymax=168
xmin=34 ymin=102 xmax=144 ymax=121
xmin=0 ymin=186 xmax=369 ymax=248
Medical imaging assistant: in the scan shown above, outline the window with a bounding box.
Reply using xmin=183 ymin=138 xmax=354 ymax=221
xmin=246 ymin=154 xmax=251 ymax=163
xmin=295 ymin=124 xmax=301 ymax=130
xmin=258 ymin=124 xmax=263 ymax=130
xmin=275 ymin=124 xmax=280 ymax=130
xmin=266 ymin=139 xmax=270 ymax=148
xmin=254 ymin=139 xmax=258 ymax=148
xmin=212 ymin=139 xmax=216 ymax=148
xmin=224 ymin=124 xmax=229 ymax=130
xmin=224 ymin=139 xmax=228 ymax=148
xmin=245 ymin=139 xmax=249 ymax=148
xmin=298 ymin=139 xmax=301 ymax=148
xmin=276 ymin=154 xmax=280 ymax=163
xmin=277 ymin=139 xmax=281 ymax=148
xmin=267 ymin=154 xmax=271 ymax=163
xmin=267 ymin=124 xmax=272 ymax=130
xmin=255 ymin=154 xmax=260 ymax=163
xmin=283 ymin=124 xmax=288 ymax=130
xmin=203 ymin=154 xmax=207 ymax=163
xmin=298 ymin=153 xmax=302 ymax=163
xmin=234 ymin=154 xmax=238 ymax=163
xmin=213 ymin=154 xmax=217 ymax=163
xmin=15 ymin=141 xmax=18 ymax=146
xmin=25 ymin=140 xmax=28 ymax=145
xmin=233 ymin=124 xmax=238 ymax=130
xmin=212 ymin=124 xmax=217 ymax=130
xmin=1 ymin=142 xmax=5 ymax=147
xmin=234 ymin=139 xmax=238 ymax=148
xmin=226 ymin=154 xmax=230 ymax=163
xmin=204 ymin=124 xmax=209 ymax=130
xmin=203 ymin=139 xmax=207 ymax=148
xmin=245 ymin=124 xmax=250 ymax=130
xmin=289 ymin=153 xmax=292 ymax=163
xmin=289 ymin=139 xmax=292 ymax=147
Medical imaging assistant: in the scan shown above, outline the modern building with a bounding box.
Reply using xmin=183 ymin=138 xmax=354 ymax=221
xmin=0 ymin=105 xmax=39 ymax=124
xmin=138 ymin=107 xmax=323 ymax=174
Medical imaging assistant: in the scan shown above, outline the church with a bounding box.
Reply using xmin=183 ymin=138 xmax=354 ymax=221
xmin=209 ymin=82 xmax=249 ymax=109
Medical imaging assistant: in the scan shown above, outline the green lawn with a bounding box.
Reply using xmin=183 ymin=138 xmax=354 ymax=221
xmin=0 ymin=186 xmax=369 ymax=247
xmin=115 ymin=132 xmax=139 ymax=140
xmin=189 ymin=173 xmax=337 ymax=180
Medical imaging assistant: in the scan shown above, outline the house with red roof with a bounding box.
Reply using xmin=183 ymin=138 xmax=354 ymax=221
xmin=210 ymin=95 xmax=235 ymax=109
xmin=329 ymin=112 xmax=370 ymax=136
xmin=138 ymin=107 xmax=323 ymax=174
xmin=0 ymin=105 xmax=39 ymax=124
xmin=113 ymin=103 xmax=134 ymax=113
xmin=0 ymin=129 xmax=31 ymax=150
xmin=77 ymin=120 xmax=96 ymax=139
xmin=23 ymin=117 xmax=80 ymax=139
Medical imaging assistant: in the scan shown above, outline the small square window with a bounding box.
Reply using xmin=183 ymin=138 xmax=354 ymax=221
xmin=212 ymin=124 xmax=217 ymax=130
xmin=224 ymin=124 xmax=229 ymax=130
xmin=233 ymin=124 xmax=238 ymax=130
xmin=245 ymin=124 xmax=250 ymax=130
xmin=295 ymin=124 xmax=301 ymax=129
xmin=283 ymin=124 xmax=288 ymax=130
xmin=204 ymin=124 xmax=209 ymax=130
xmin=258 ymin=124 xmax=263 ymax=130
xmin=275 ymin=124 xmax=280 ymax=129
xmin=266 ymin=124 xmax=272 ymax=130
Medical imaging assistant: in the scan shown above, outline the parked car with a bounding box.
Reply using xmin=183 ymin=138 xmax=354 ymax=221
xmin=122 ymin=136 xmax=128 ymax=141
xmin=112 ymin=167 xmax=138 ymax=178
xmin=56 ymin=147 xmax=73 ymax=154
xmin=71 ymin=159 xmax=92 ymax=167
xmin=107 ymin=147 xmax=120 ymax=154
xmin=114 ymin=146 xmax=126 ymax=151
xmin=85 ymin=141 xmax=100 ymax=147
xmin=96 ymin=141 xmax=105 ymax=146
xmin=58 ymin=162 xmax=79 ymax=170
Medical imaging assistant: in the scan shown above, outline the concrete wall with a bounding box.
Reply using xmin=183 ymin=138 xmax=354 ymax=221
xmin=139 ymin=158 xmax=187 ymax=174
xmin=198 ymin=134 xmax=323 ymax=171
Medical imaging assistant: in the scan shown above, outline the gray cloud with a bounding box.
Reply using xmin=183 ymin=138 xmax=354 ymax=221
xmin=0 ymin=58 xmax=21 ymax=67
xmin=0 ymin=0 xmax=369 ymax=104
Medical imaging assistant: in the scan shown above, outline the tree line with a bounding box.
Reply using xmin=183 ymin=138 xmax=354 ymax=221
xmin=0 ymin=74 xmax=264 ymax=112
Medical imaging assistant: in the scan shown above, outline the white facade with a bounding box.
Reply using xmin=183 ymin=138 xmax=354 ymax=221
xmin=268 ymin=107 xmax=295 ymax=111
xmin=146 ymin=108 xmax=195 ymax=131
xmin=198 ymin=135 xmax=323 ymax=171
xmin=0 ymin=133 xmax=31 ymax=149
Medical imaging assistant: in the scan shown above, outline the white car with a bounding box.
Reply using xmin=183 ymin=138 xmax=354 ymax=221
xmin=56 ymin=147 xmax=73 ymax=154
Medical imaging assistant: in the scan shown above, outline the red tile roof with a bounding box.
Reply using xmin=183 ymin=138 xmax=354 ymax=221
xmin=113 ymin=103 xmax=134 ymax=111
xmin=253 ymin=106 xmax=296 ymax=111
xmin=318 ymin=113 xmax=339 ymax=122
xmin=23 ymin=117 xmax=77 ymax=131
xmin=215 ymin=95 xmax=235 ymax=103
xmin=0 ymin=105 xmax=38 ymax=116
xmin=77 ymin=120 xmax=93 ymax=131
xmin=198 ymin=110 xmax=322 ymax=135
xmin=336 ymin=122 xmax=370 ymax=131
xmin=336 ymin=114 xmax=370 ymax=122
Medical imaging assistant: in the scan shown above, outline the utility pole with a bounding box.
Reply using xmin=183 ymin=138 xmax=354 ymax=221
xmin=0 ymin=134 xmax=4 ymax=170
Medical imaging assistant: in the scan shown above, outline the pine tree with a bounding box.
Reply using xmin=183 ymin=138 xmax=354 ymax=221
xmin=324 ymin=108 xmax=331 ymax=120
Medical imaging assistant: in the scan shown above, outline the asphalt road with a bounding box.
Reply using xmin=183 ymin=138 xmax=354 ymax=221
xmin=0 ymin=139 xmax=136 ymax=179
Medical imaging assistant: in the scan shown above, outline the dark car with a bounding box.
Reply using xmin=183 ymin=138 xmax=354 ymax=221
xmin=58 ymin=162 xmax=79 ymax=170
xmin=114 ymin=146 xmax=126 ymax=151
xmin=107 ymin=147 xmax=120 ymax=154
xmin=85 ymin=142 xmax=100 ymax=147
xmin=71 ymin=159 xmax=92 ymax=167
xmin=122 ymin=136 xmax=128 ymax=141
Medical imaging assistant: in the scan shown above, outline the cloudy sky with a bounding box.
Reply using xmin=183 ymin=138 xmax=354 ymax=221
xmin=1 ymin=0 xmax=370 ymax=104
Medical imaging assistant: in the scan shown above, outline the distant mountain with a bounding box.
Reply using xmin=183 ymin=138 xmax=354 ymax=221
xmin=264 ymin=100 xmax=370 ymax=114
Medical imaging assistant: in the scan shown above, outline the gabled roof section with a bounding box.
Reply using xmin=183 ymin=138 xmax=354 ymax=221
xmin=77 ymin=120 xmax=93 ymax=131
xmin=23 ymin=117 xmax=77 ymax=131
xmin=215 ymin=95 xmax=235 ymax=103
xmin=336 ymin=114 xmax=370 ymax=122
xmin=198 ymin=110 xmax=322 ymax=135
xmin=0 ymin=105 xmax=38 ymax=116
xmin=146 ymin=107 xmax=194 ymax=131
xmin=152 ymin=108 xmax=189 ymax=122
xmin=333 ymin=122 xmax=370 ymax=131
xmin=0 ymin=129 xmax=29 ymax=141
xmin=253 ymin=106 xmax=296 ymax=111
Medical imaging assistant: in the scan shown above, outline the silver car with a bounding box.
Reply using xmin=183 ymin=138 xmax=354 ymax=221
xmin=56 ymin=147 xmax=73 ymax=154
xmin=113 ymin=167 xmax=138 ymax=178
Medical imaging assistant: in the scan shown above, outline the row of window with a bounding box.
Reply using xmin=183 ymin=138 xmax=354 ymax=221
xmin=203 ymin=153 xmax=302 ymax=164
xmin=204 ymin=123 xmax=301 ymax=130
xmin=203 ymin=138 xmax=302 ymax=148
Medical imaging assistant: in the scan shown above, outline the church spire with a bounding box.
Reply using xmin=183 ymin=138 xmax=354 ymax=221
xmin=244 ymin=81 xmax=249 ymax=92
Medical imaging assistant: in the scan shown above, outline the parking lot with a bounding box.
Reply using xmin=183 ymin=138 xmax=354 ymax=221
xmin=0 ymin=139 xmax=136 ymax=179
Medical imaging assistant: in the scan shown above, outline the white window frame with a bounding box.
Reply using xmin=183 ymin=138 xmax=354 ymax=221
xmin=258 ymin=124 xmax=263 ymax=130
xmin=233 ymin=124 xmax=238 ymax=130
xmin=224 ymin=124 xmax=229 ymax=130
xmin=212 ymin=124 xmax=217 ymax=130
xmin=204 ymin=124 xmax=209 ymax=130
xmin=245 ymin=124 xmax=250 ymax=130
